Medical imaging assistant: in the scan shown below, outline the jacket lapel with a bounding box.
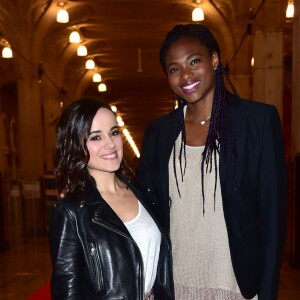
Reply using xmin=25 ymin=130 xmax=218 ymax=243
xmin=153 ymin=110 xmax=180 ymax=208
xmin=83 ymin=177 xmax=131 ymax=236
xmin=219 ymin=92 xmax=246 ymax=197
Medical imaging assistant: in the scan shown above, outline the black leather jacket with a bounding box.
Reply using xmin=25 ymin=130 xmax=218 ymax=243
xmin=49 ymin=176 xmax=174 ymax=300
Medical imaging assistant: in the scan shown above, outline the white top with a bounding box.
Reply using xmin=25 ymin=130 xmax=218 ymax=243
xmin=124 ymin=201 xmax=161 ymax=295
xmin=169 ymin=137 xmax=258 ymax=300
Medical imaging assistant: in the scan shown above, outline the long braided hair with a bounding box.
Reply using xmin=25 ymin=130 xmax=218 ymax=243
xmin=160 ymin=24 xmax=238 ymax=214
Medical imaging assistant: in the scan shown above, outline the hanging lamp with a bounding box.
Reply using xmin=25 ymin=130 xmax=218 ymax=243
xmin=69 ymin=30 xmax=80 ymax=43
xmin=93 ymin=73 xmax=102 ymax=82
xmin=56 ymin=2 xmax=69 ymax=23
xmin=77 ymin=45 xmax=87 ymax=56
xmin=98 ymin=83 xmax=107 ymax=92
xmin=286 ymin=0 xmax=294 ymax=19
xmin=85 ymin=59 xmax=95 ymax=69
xmin=192 ymin=0 xmax=204 ymax=21
xmin=2 ymin=46 xmax=13 ymax=58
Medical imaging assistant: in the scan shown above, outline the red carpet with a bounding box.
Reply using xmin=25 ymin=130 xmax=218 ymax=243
xmin=26 ymin=282 xmax=50 ymax=300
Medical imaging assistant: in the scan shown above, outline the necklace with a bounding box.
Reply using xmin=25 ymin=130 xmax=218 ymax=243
xmin=186 ymin=110 xmax=211 ymax=125
xmin=199 ymin=117 xmax=211 ymax=125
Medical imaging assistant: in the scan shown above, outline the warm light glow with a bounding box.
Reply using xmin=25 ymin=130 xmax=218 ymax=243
xmin=116 ymin=116 xmax=124 ymax=127
xmin=251 ymin=57 xmax=254 ymax=67
xmin=60 ymin=101 xmax=64 ymax=108
xmin=286 ymin=1 xmax=294 ymax=19
xmin=92 ymin=73 xmax=102 ymax=82
xmin=108 ymin=106 xmax=139 ymax=157
xmin=174 ymin=100 xmax=178 ymax=109
xmin=122 ymin=128 xmax=140 ymax=158
xmin=192 ymin=7 xmax=204 ymax=21
xmin=85 ymin=59 xmax=95 ymax=69
xmin=2 ymin=47 xmax=13 ymax=58
xmin=77 ymin=45 xmax=87 ymax=56
xmin=56 ymin=9 xmax=69 ymax=23
xmin=69 ymin=30 xmax=80 ymax=43
xmin=98 ymin=83 xmax=107 ymax=92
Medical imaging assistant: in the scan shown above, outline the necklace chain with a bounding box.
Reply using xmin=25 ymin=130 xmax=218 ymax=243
xmin=186 ymin=110 xmax=211 ymax=126
xmin=199 ymin=117 xmax=211 ymax=125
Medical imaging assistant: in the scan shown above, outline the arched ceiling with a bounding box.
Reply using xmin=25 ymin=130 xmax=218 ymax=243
xmin=0 ymin=0 xmax=273 ymax=154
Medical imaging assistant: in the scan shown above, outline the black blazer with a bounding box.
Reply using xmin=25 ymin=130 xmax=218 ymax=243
xmin=138 ymin=92 xmax=287 ymax=300
xmin=49 ymin=176 xmax=174 ymax=300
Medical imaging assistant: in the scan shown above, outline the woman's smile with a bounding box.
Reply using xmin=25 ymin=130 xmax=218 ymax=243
xmin=182 ymin=80 xmax=200 ymax=94
xmin=165 ymin=37 xmax=217 ymax=105
xmin=100 ymin=151 xmax=118 ymax=160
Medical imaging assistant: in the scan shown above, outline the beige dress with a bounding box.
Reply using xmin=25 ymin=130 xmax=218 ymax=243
xmin=169 ymin=136 xmax=258 ymax=300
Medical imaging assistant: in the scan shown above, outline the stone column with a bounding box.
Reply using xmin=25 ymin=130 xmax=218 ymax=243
xmin=41 ymin=81 xmax=63 ymax=172
xmin=15 ymin=39 xmax=45 ymax=238
xmin=252 ymin=0 xmax=285 ymax=121
xmin=17 ymin=59 xmax=44 ymax=180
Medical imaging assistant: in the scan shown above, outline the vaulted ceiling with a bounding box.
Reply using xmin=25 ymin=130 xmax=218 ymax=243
xmin=0 ymin=0 xmax=290 ymax=163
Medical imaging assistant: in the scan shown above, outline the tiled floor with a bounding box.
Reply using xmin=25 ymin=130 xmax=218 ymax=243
xmin=0 ymin=237 xmax=299 ymax=299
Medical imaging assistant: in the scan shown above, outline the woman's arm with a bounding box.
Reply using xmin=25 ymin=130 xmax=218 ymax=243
xmin=49 ymin=202 xmax=84 ymax=300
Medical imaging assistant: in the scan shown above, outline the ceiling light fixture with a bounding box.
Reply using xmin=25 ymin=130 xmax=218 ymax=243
xmin=98 ymin=83 xmax=107 ymax=92
xmin=192 ymin=0 xmax=204 ymax=21
xmin=110 ymin=105 xmax=117 ymax=112
xmin=122 ymin=128 xmax=140 ymax=158
xmin=286 ymin=0 xmax=294 ymax=19
xmin=69 ymin=30 xmax=80 ymax=43
xmin=2 ymin=46 xmax=13 ymax=58
xmin=85 ymin=59 xmax=95 ymax=69
xmin=107 ymin=105 xmax=139 ymax=157
xmin=77 ymin=45 xmax=87 ymax=56
xmin=92 ymin=73 xmax=102 ymax=82
xmin=116 ymin=116 xmax=125 ymax=127
xmin=56 ymin=2 xmax=69 ymax=23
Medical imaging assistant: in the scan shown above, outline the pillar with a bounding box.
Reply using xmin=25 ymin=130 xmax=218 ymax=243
xmin=15 ymin=36 xmax=45 ymax=238
xmin=252 ymin=0 xmax=285 ymax=121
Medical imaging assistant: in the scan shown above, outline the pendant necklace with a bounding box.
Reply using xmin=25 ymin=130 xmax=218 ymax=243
xmin=199 ymin=117 xmax=211 ymax=125
xmin=186 ymin=108 xmax=211 ymax=125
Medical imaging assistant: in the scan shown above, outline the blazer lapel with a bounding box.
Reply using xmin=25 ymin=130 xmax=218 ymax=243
xmin=153 ymin=110 xmax=180 ymax=209
xmin=219 ymin=92 xmax=246 ymax=196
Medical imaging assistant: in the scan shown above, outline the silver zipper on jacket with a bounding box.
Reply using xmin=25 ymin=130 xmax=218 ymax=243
xmin=89 ymin=241 xmax=103 ymax=293
xmin=92 ymin=218 xmax=144 ymax=299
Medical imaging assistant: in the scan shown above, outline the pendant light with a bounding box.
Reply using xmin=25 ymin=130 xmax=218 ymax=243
xmin=77 ymin=45 xmax=87 ymax=56
xmin=286 ymin=1 xmax=294 ymax=19
xmin=85 ymin=59 xmax=95 ymax=69
xmin=98 ymin=83 xmax=107 ymax=92
xmin=93 ymin=73 xmax=102 ymax=82
xmin=56 ymin=2 xmax=69 ymax=23
xmin=110 ymin=105 xmax=117 ymax=112
xmin=69 ymin=30 xmax=80 ymax=43
xmin=192 ymin=0 xmax=204 ymax=21
xmin=2 ymin=46 xmax=13 ymax=58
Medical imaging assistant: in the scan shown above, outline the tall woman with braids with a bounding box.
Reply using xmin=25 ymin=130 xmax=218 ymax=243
xmin=138 ymin=24 xmax=287 ymax=300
